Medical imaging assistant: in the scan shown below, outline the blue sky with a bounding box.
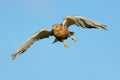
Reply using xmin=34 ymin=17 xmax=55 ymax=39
xmin=0 ymin=0 xmax=120 ymax=80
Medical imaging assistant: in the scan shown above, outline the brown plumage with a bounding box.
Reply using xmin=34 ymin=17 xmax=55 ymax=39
xmin=11 ymin=15 xmax=107 ymax=60
xmin=52 ymin=24 xmax=71 ymax=42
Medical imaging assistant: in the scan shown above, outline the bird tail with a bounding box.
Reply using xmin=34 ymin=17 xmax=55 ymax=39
xmin=52 ymin=39 xmax=58 ymax=44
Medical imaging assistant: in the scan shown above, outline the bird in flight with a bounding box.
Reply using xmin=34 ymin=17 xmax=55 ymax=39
xmin=11 ymin=15 xmax=107 ymax=60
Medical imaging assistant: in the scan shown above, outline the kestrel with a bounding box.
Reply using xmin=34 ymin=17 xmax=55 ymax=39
xmin=11 ymin=15 xmax=107 ymax=60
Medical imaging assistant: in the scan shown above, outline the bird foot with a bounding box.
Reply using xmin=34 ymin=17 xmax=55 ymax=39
xmin=71 ymin=36 xmax=77 ymax=42
xmin=68 ymin=34 xmax=77 ymax=42
xmin=63 ymin=42 xmax=69 ymax=48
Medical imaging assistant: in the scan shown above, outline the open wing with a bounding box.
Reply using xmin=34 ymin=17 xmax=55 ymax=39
xmin=62 ymin=16 xmax=107 ymax=30
xmin=11 ymin=29 xmax=52 ymax=60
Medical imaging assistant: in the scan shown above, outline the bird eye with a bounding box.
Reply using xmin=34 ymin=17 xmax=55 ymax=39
xmin=55 ymin=26 xmax=58 ymax=28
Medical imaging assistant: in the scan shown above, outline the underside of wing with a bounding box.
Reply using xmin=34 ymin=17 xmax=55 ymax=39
xmin=11 ymin=29 xmax=52 ymax=60
xmin=62 ymin=15 xmax=107 ymax=30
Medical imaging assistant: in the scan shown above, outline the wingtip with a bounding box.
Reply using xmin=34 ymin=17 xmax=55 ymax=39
xmin=11 ymin=54 xmax=17 ymax=60
xmin=99 ymin=25 xmax=108 ymax=31
xmin=11 ymin=57 xmax=15 ymax=60
xmin=11 ymin=51 xmax=22 ymax=60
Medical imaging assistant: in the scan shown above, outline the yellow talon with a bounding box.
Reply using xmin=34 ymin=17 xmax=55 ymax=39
xmin=71 ymin=36 xmax=77 ymax=42
xmin=69 ymin=34 xmax=77 ymax=42
xmin=63 ymin=42 xmax=69 ymax=48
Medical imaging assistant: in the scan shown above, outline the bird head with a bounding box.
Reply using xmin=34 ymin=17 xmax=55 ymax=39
xmin=52 ymin=24 xmax=61 ymax=30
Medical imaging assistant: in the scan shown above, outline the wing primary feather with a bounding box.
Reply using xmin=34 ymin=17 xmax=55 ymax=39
xmin=11 ymin=29 xmax=52 ymax=60
xmin=62 ymin=16 xmax=107 ymax=30
xmin=11 ymin=38 xmax=36 ymax=60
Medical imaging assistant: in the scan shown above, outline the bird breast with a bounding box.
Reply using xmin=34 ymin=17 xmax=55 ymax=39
xmin=52 ymin=25 xmax=69 ymax=40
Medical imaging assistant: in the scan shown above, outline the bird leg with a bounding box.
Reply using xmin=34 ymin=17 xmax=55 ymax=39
xmin=68 ymin=34 xmax=77 ymax=42
xmin=63 ymin=41 xmax=69 ymax=48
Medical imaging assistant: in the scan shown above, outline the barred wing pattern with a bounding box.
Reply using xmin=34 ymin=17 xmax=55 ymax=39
xmin=11 ymin=29 xmax=52 ymax=60
xmin=62 ymin=16 xmax=107 ymax=30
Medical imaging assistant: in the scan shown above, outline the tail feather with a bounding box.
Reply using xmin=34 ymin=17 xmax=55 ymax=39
xmin=52 ymin=39 xmax=58 ymax=44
